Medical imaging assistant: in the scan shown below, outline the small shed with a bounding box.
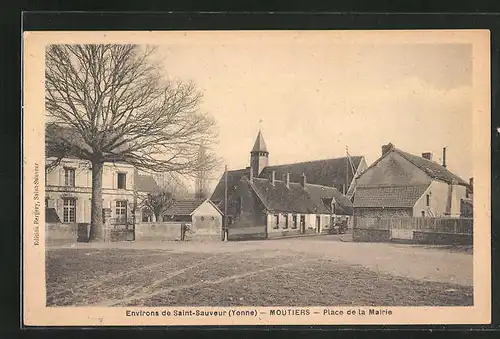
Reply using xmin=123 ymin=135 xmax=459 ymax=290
xmin=163 ymin=199 xmax=223 ymax=238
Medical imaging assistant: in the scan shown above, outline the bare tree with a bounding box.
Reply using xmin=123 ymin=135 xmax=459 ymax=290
xmin=139 ymin=191 xmax=175 ymax=222
xmin=45 ymin=44 xmax=220 ymax=241
xmin=152 ymin=172 xmax=190 ymax=199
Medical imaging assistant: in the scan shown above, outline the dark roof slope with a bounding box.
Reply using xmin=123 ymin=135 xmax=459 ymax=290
xmin=135 ymin=173 xmax=161 ymax=193
xmin=260 ymin=156 xmax=364 ymax=188
xmin=210 ymin=168 xmax=250 ymax=202
xmin=249 ymin=178 xmax=353 ymax=215
xmin=394 ymin=149 xmax=468 ymax=186
xmin=163 ymin=200 xmax=205 ymax=216
xmin=354 ymin=184 xmax=430 ymax=208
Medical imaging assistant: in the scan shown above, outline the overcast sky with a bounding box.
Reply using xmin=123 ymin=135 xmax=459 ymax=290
xmin=153 ymin=32 xmax=473 ymax=189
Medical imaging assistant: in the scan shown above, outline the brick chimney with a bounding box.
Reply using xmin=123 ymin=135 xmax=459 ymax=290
xmin=270 ymin=171 xmax=275 ymax=186
xmin=442 ymin=147 xmax=447 ymax=168
xmin=422 ymin=152 xmax=432 ymax=161
xmin=284 ymin=172 xmax=290 ymax=189
xmin=300 ymin=173 xmax=307 ymax=187
xmin=381 ymin=143 xmax=394 ymax=156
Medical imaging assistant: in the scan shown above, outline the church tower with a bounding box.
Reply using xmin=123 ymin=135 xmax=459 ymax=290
xmin=250 ymin=130 xmax=269 ymax=176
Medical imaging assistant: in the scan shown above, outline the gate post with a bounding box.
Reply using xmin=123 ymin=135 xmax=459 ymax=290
xmin=103 ymin=208 xmax=112 ymax=242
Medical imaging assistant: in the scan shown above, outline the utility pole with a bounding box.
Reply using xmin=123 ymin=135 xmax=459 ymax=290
xmin=224 ymin=165 xmax=228 ymax=241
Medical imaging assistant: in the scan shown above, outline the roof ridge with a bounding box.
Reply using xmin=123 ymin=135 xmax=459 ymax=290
xmin=264 ymin=156 xmax=363 ymax=169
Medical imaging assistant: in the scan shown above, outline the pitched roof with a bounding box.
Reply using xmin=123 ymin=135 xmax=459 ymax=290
xmin=354 ymin=185 xmax=430 ymax=208
xmin=251 ymin=131 xmax=268 ymax=153
xmin=260 ymin=156 xmax=364 ymax=188
xmin=395 ymin=149 xmax=468 ymax=186
xmin=135 ymin=173 xmax=161 ymax=193
xmin=45 ymin=123 xmax=129 ymax=159
xmin=249 ymin=178 xmax=353 ymax=215
xmin=210 ymin=168 xmax=250 ymax=202
xmin=358 ymin=147 xmax=468 ymax=186
xmin=210 ymin=156 xmax=365 ymax=202
xmin=163 ymin=200 xmax=205 ymax=216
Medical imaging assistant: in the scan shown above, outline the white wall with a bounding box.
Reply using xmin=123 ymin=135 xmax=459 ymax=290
xmin=413 ymin=180 xmax=467 ymax=218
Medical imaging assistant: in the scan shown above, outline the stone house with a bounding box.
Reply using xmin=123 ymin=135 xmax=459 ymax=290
xmin=45 ymin=126 xmax=160 ymax=227
xmin=219 ymin=169 xmax=353 ymax=239
xmin=353 ymin=143 xmax=472 ymax=218
xmin=162 ymin=199 xmax=224 ymax=240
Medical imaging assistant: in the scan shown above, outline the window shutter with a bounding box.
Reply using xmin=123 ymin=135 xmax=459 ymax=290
xmin=59 ymin=169 xmax=64 ymax=186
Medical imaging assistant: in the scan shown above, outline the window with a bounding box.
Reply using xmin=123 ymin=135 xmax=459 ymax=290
xmin=292 ymin=215 xmax=297 ymax=229
xmin=64 ymin=168 xmax=75 ymax=187
xmin=284 ymin=214 xmax=289 ymax=229
xmin=273 ymin=214 xmax=279 ymax=229
xmin=227 ymin=216 xmax=233 ymax=225
xmin=201 ymin=216 xmax=205 ymax=221
xmin=115 ymin=201 xmax=127 ymax=222
xmin=63 ymin=198 xmax=76 ymax=223
xmin=421 ymin=211 xmax=425 ymax=217
xmin=300 ymin=215 xmax=305 ymax=227
xmin=117 ymin=173 xmax=127 ymax=189
xmin=316 ymin=215 xmax=321 ymax=228
xmin=426 ymin=194 xmax=430 ymax=206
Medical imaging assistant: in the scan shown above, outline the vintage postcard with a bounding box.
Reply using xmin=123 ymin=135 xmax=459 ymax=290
xmin=22 ymin=30 xmax=491 ymax=326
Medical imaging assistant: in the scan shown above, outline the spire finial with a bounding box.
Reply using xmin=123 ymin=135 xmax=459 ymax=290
xmin=258 ymin=119 xmax=263 ymax=131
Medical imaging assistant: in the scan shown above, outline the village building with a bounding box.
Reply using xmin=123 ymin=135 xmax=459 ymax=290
xmin=162 ymin=199 xmax=224 ymax=240
xmin=210 ymin=131 xmax=361 ymax=238
xmin=45 ymin=125 xmax=161 ymax=227
xmin=353 ymin=143 xmax=472 ymax=218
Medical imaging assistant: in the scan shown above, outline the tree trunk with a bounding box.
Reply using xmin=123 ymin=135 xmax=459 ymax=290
xmin=89 ymin=161 xmax=105 ymax=242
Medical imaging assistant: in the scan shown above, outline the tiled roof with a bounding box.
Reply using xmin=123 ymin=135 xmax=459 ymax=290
xmin=251 ymin=131 xmax=268 ymax=153
xmin=163 ymin=200 xmax=205 ymax=216
xmin=211 ymin=156 xmax=365 ymax=203
xmin=135 ymin=173 xmax=161 ymax=193
xmin=249 ymin=178 xmax=353 ymax=215
xmin=260 ymin=156 xmax=364 ymax=189
xmin=394 ymin=149 xmax=468 ymax=186
xmin=354 ymin=185 xmax=430 ymax=208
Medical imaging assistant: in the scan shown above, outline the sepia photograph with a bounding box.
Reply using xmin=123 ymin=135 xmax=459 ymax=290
xmin=22 ymin=29 xmax=491 ymax=326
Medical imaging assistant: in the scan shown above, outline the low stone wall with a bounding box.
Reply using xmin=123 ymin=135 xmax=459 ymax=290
xmin=413 ymin=231 xmax=473 ymax=245
xmin=134 ymin=222 xmax=182 ymax=242
xmin=228 ymin=225 xmax=267 ymax=241
xmin=46 ymin=223 xmax=83 ymax=245
xmin=354 ymin=228 xmax=473 ymax=245
xmin=353 ymin=228 xmax=391 ymax=242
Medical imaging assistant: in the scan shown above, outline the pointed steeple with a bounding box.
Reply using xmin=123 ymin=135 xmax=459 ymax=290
xmin=250 ymin=129 xmax=269 ymax=176
xmin=251 ymin=130 xmax=268 ymax=153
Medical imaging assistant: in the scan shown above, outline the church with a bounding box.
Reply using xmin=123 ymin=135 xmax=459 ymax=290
xmin=210 ymin=130 xmax=367 ymax=239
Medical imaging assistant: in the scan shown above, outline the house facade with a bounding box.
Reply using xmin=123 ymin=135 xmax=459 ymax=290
xmin=354 ymin=143 xmax=471 ymax=218
xmin=46 ymin=157 xmax=160 ymax=226
xmin=210 ymin=130 xmax=366 ymax=234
